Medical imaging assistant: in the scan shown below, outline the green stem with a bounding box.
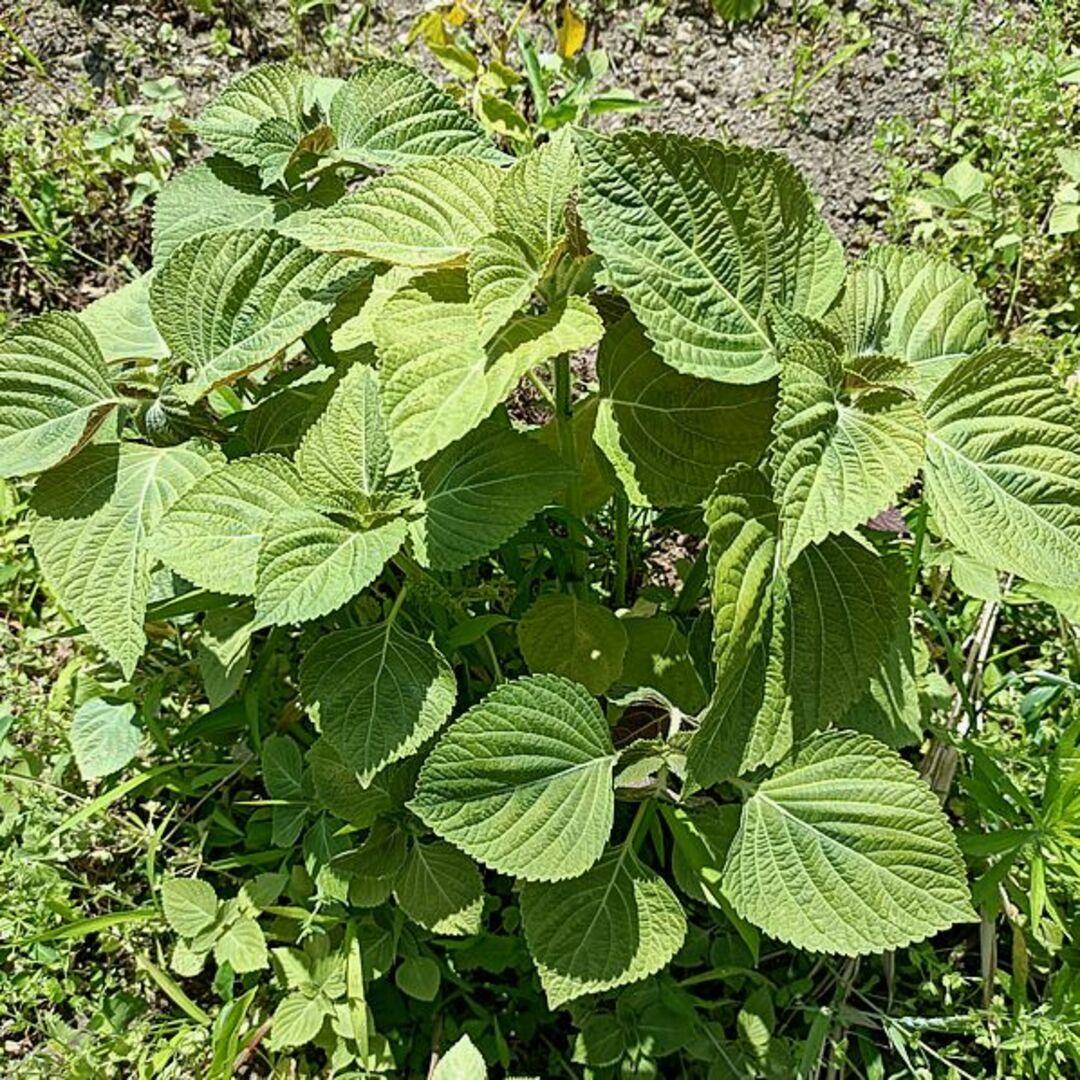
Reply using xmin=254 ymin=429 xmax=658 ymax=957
xmin=624 ymin=798 xmax=656 ymax=854
xmin=613 ymin=488 xmax=629 ymax=608
xmin=672 ymin=546 xmax=709 ymax=615
xmin=385 ymin=582 xmax=408 ymax=628
xmin=908 ymin=500 xmax=929 ymax=594
xmin=553 ymin=353 xmax=587 ymax=588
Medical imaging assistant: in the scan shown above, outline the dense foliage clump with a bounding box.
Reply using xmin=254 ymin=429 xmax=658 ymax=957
xmin=2 ymin=54 xmax=1078 ymax=1076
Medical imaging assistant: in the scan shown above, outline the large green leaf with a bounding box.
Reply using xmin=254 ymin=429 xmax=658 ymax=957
xmin=394 ymin=841 xmax=484 ymax=936
xmin=294 ymin=361 xmax=393 ymax=513
xmin=193 ymin=63 xmax=308 ymax=168
xmin=376 ymin=277 xmax=600 ymax=473
xmin=31 ymin=442 xmax=219 ymax=676
xmin=688 ymin=467 xmax=908 ymax=784
xmin=151 ymin=229 xmax=365 ymax=402
xmin=254 ymin=510 xmax=407 ymax=628
xmin=518 ymin=593 xmax=628 ymax=695
xmin=468 ymin=231 xmax=544 ymax=341
xmin=771 ymin=341 xmax=925 ymax=565
xmin=300 ymin=623 xmax=455 ymax=783
xmin=413 ymin=421 xmax=569 ymax=571
xmin=863 ymin=247 xmax=988 ymax=396
xmin=279 ymin=159 xmax=502 ymax=267
xmin=496 ymin=128 xmax=578 ymax=256
xmin=596 ymin=314 xmax=776 ymax=506
xmin=70 ymin=698 xmax=141 ymax=780
xmin=330 ymin=265 xmax=421 ymax=354
xmin=520 ymin=846 xmax=687 ymax=1008
xmin=0 ymin=314 xmax=119 ymax=479
xmin=79 ymin=274 xmax=169 ymax=362
xmin=409 ymin=674 xmax=617 ymax=881
xmin=613 ymin=614 xmax=708 ymax=714
xmin=151 ymin=455 xmax=308 ymax=595
xmin=721 ymin=731 xmax=977 ymax=955
xmin=840 ymin=619 xmax=923 ymax=748
xmin=924 ymin=346 xmax=1080 ymax=590
xmin=575 ymin=130 xmax=844 ymax=383
xmin=431 ymin=1035 xmax=488 ymax=1080
xmin=151 ymin=157 xmax=342 ymax=263
xmin=329 ymin=59 xmax=506 ymax=167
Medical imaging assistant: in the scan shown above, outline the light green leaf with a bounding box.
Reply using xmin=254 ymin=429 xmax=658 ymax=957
xmin=161 ymin=878 xmax=219 ymax=938
xmin=613 ymin=615 xmax=707 ymax=714
xmin=197 ymin=606 xmax=253 ymax=707
xmin=254 ymin=510 xmax=407 ymax=628
xmin=772 ymin=341 xmax=925 ymax=565
xmin=665 ymin=802 xmax=741 ymax=906
xmin=79 ymin=274 xmax=169 ymax=362
xmin=410 ymin=674 xmax=617 ymax=881
xmin=597 ymin=314 xmax=777 ymax=506
xmin=300 ymin=623 xmax=456 ymax=783
xmin=272 ymin=991 xmax=331 ymax=1048
xmin=279 ymin=159 xmax=502 ymax=266
xmin=31 ymin=442 xmax=219 ymax=676
xmin=468 ymin=231 xmax=543 ymax=340
xmin=0 ymin=313 xmax=119 ymax=479
xmin=193 ymin=63 xmax=308 ymax=168
xmin=262 ymin=734 xmax=305 ymax=801
xmin=214 ymin=915 xmax=268 ymax=973
xmin=330 ymin=265 xmax=420 ymax=353
xmin=575 ymin=130 xmax=844 ymax=383
xmin=151 ymin=229 xmax=365 ymax=402
xmin=432 ymin=1034 xmax=487 ymax=1080
xmin=924 ymin=346 xmax=1080 ymax=590
xmin=394 ymin=841 xmax=485 ymax=936
xmin=712 ymin=0 xmax=768 ymax=23
xmin=496 ymin=127 xmax=578 ymax=257
xmin=151 ymin=157 xmax=342 ymax=263
xmin=688 ymin=467 xmax=908 ymax=784
xmin=722 ymin=730 xmax=977 ymax=955
xmin=521 ymin=846 xmax=687 ymax=1008
xmin=413 ymin=421 xmax=569 ymax=571
xmin=151 ymin=454 xmax=308 ymax=595
xmin=70 ymin=698 xmax=140 ymax=780
xmin=823 ymin=265 xmax=887 ymax=356
xmin=294 ymin=362 xmax=393 ymax=512
xmin=330 ymin=59 xmax=506 ymax=167
xmin=864 ymin=247 xmax=988 ymax=396
xmin=518 ymin=593 xmax=628 ymax=695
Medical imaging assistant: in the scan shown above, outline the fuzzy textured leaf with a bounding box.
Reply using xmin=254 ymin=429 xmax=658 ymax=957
xmin=410 ymin=674 xmax=617 ymax=881
xmin=722 ymin=731 xmax=977 ymax=955
xmin=394 ymin=841 xmax=484 ymax=936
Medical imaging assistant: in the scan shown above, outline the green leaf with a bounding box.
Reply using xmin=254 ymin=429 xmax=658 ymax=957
xmin=254 ymin=510 xmax=407 ymax=628
xmin=772 ymin=341 xmax=925 ymax=565
xmin=193 ymin=63 xmax=308 ymax=168
xmin=214 ymin=915 xmax=268 ymax=973
xmin=151 ymin=157 xmax=341 ymax=263
xmin=575 ymin=130 xmax=844 ymax=383
xmin=665 ymin=802 xmax=741 ymax=906
xmin=395 ymin=956 xmax=441 ymax=1002
xmin=262 ymin=734 xmax=305 ymax=800
xmin=432 ymin=1034 xmax=487 ymax=1080
xmin=31 ymin=442 xmax=219 ymax=677
xmin=300 ymin=623 xmax=456 ymax=784
xmin=413 ymin=421 xmax=569 ymax=571
xmin=613 ymin=615 xmax=707 ymax=714
xmin=394 ymin=840 xmax=485 ymax=936
xmin=196 ymin=606 xmax=253 ymax=707
xmin=518 ymin=593 xmax=628 ymax=695
xmin=521 ymin=846 xmax=687 ymax=1008
xmin=0 ymin=313 xmax=119 ymax=479
xmin=468 ymin=231 xmax=544 ymax=341
xmin=70 ymin=698 xmax=140 ymax=780
xmin=596 ymin=314 xmax=777 ymax=506
xmin=79 ymin=274 xmax=169 ymax=362
xmin=151 ymin=229 xmax=365 ymax=402
xmin=823 ymin=265 xmax=887 ymax=356
xmin=279 ymin=159 xmax=502 ymax=267
xmin=721 ymin=730 xmax=977 ymax=955
xmin=711 ymin=0 xmax=768 ymax=22
xmin=410 ymin=674 xmax=617 ymax=881
xmin=688 ymin=467 xmax=909 ymax=784
xmin=840 ymin=619 xmax=923 ymax=748
xmin=294 ymin=361 xmax=394 ymax=512
xmin=307 ymin=738 xmax=407 ymax=828
xmin=151 ymin=455 xmax=308 ymax=595
xmin=863 ymin=247 xmax=988 ymax=396
xmin=272 ymin=990 xmax=331 ymax=1048
xmin=329 ymin=59 xmax=506 ymax=168
xmin=330 ymin=266 xmax=421 ymax=353
xmin=496 ymin=127 xmax=578 ymax=258
xmin=924 ymin=346 xmax=1080 ymax=590
xmin=161 ymin=878 xmax=219 ymax=938
xmin=535 ymin=394 xmax=614 ymax=516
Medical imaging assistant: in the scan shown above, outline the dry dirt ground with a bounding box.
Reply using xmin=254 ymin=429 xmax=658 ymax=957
xmin=0 ymin=0 xmax=952 ymax=313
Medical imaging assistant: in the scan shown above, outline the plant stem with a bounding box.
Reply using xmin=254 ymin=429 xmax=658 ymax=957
xmin=553 ymin=353 xmax=587 ymax=588
xmin=624 ymin=797 xmax=656 ymax=853
xmin=613 ymin=488 xmax=629 ymax=608
xmin=385 ymin=582 xmax=408 ymax=628
xmin=908 ymin=499 xmax=929 ymax=593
